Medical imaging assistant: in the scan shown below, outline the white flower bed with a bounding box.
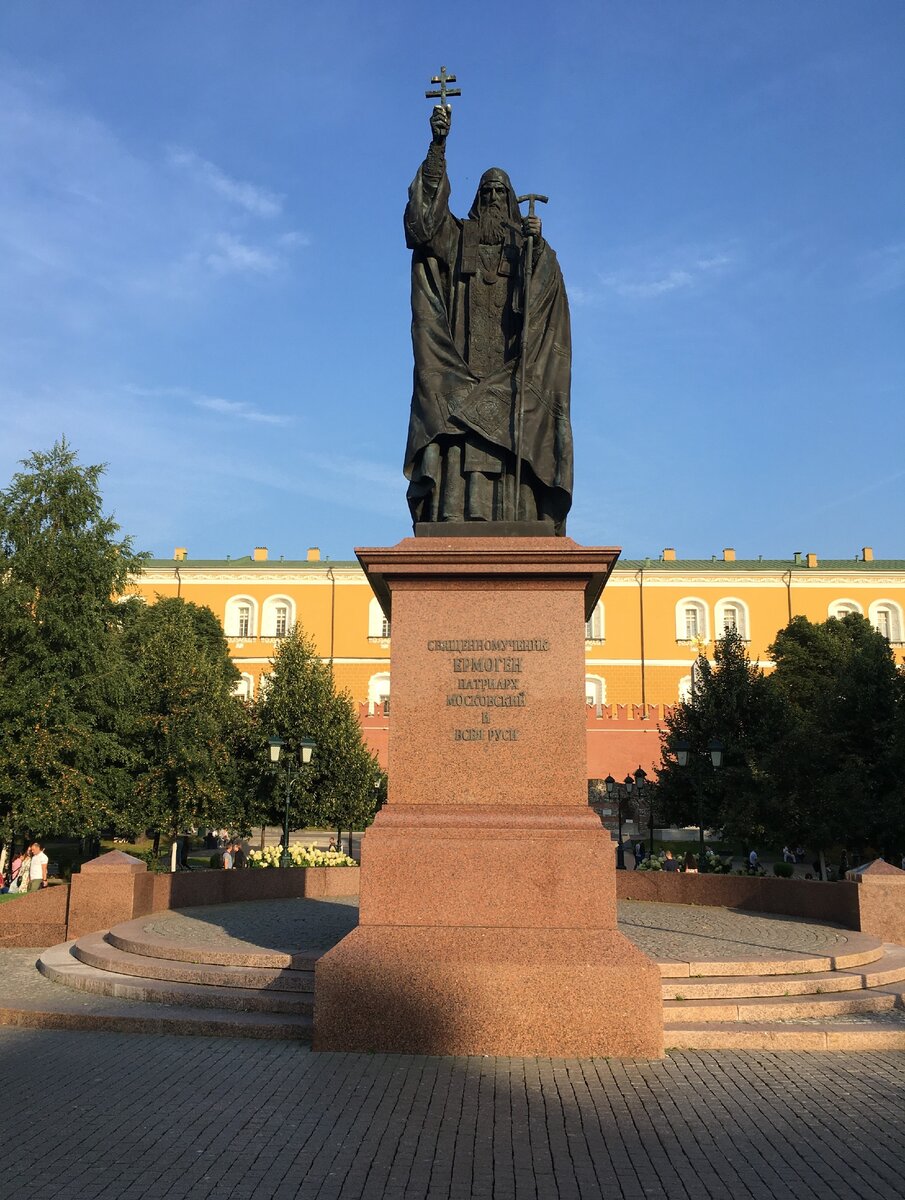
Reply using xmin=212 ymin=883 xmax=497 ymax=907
xmin=248 ymin=843 xmax=357 ymax=869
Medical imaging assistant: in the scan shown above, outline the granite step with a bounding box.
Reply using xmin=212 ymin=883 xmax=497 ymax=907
xmin=664 ymin=987 xmax=904 ymax=1024
xmin=106 ymin=918 xmax=317 ymax=969
xmin=663 ymin=1021 xmax=905 ymax=1052
xmin=656 ymin=932 xmax=883 ymax=979
xmin=37 ymin=943 xmax=314 ymax=1015
xmin=660 ymin=945 xmax=905 ymax=1000
xmin=73 ymin=931 xmax=315 ymax=992
xmin=0 ymin=999 xmax=312 ymax=1040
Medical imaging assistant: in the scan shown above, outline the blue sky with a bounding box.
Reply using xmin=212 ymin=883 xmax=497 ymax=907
xmin=1 ymin=1 xmax=903 ymax=562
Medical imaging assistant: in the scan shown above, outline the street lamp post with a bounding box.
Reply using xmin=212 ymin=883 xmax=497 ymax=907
xmin=674 ymin=737 xmax=723 ymax=860
xmin=604 ymin=775 xmax=627 ymax=869
xmin=631 ymin=766 xmax=651 ymax=855
xmin=268 ymin=735 xmax=316 ymax=868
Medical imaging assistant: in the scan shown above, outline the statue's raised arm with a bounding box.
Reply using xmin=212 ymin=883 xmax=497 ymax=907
xmin=403 ymin=81 xmax=573 ymax=534
xmin=404 ymin=107 xmax=457 ymax=253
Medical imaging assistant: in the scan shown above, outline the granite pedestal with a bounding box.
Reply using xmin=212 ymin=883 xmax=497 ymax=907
xmin=314 ymin=537 xmax=664 ymax=1057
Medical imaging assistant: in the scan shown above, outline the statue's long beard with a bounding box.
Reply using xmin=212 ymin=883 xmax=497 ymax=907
xmin=478 ymin=207 xmax=507 ymax=246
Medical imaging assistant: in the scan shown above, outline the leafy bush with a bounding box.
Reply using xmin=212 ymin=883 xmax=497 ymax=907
xmin=699 ymin=850 xmax=734 ymax=874
xmin=130 ymin=848 xmax=165 ymax=873
xmin=773 ymin=861 xmax=794 ymax=878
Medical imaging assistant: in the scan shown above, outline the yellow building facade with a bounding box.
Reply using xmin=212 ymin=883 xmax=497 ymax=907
xmin=134 ymin=543 xmax=905 ymax=719
xmin=132 ymin=542 xmax=905 ymax=779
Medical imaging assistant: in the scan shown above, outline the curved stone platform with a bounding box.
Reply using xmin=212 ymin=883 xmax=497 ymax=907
xmin=19 ymin=898 xmax=905 ymax=1049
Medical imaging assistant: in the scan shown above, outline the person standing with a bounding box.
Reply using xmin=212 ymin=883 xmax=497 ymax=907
xmin=10 ymin=848 xmax=30 ymax=893
xmin=28 ymin=841 xmax=48 ymax=892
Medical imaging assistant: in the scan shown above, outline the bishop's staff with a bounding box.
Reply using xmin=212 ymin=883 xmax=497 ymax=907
xmin=514 ymin=192 xmax=548 ymax=521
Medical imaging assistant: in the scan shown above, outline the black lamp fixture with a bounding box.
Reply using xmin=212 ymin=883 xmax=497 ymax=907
xmin=268 ymin=735 xmax=317 ymax=867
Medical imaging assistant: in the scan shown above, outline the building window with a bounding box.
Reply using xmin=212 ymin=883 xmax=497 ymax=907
xmin=585 ymin=602 xmax=605 ymax=641
xmin=234 ymin=674 xmax=254 ymax=701
xmin=715 ymin=598 xmax=749 ymax=640
xmin=368 ymin=672 xmax=391 ymax=716
xmin=676 ymin=598 xmax=708 ymax=643
xmin=262 ymin=595 xmax=295 ymax=640
xmin=368 ymin=597 xmax=391 ymax=641
xmin=585 ymin=676 xmax=606 ymax=712
xmin=678 ymin=675 xmax=692 ymax=703
xmin=869 ymin=601 xmax=903 ymax=643
xmin=828 ymin=599 xmax=863 ymax=620
xmin=225 ymin=596 xmax=258 ymax=639
xmin=237 ymin=605 xmax=251 ymax=637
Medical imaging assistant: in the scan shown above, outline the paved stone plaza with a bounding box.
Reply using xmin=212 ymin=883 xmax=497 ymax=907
xmin=3 ymin=898 xmax=904 ymax=1197
xmin=0 ymin=1027 xmax=903 ymax=1199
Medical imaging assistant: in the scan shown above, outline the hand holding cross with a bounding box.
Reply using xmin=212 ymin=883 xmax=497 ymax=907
xmin=426 ymin=66 xmax=459 ymax=142
xmin=430 ymin=105 xmax=451 ymax=142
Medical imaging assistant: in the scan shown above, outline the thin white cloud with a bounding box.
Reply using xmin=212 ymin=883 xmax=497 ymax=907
xmin=167 ymin=146 xmax=283 ymax=218
xmin=205 ymin=232 xmax=279 ymax=275
xmin=123 ymin=383 xmax=289 ymax=426
xmin=193 ymin=395 xmax=289 ymax=425
xmin=277 ymin=230 xmax=311 ymax=249
xmin=599 ymin=251 xmax=733 ymax=300
xmin=0 ymin=69 xmax=307 ymax=333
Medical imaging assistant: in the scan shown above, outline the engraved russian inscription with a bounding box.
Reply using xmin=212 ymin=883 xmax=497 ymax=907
xmin=427 ymin=635 xmax=549 ymax=743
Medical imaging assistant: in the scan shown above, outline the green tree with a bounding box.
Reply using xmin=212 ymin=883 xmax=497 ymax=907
xmin=766 ymin=613 xmax=905 ymax=868
xmin=256 ymin=626 xmax=380 ymax=837
xmin=120 ymin=597 xmax=245 ymax=847
xmin=0 ymin=441 xmax=145 ymax=843
xmin=657 ymin=629 xmax=781 ymax=845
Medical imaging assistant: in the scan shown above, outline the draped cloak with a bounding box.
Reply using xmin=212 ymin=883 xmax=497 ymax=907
xmin=403 ymin=153 xmax=573 ymax=533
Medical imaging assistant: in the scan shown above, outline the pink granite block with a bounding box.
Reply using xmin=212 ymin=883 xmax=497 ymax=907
xmin=315 ymin=926 xmax=663 ymax=1058
xmin=314 ymin=538 xmax=663 ymax=1059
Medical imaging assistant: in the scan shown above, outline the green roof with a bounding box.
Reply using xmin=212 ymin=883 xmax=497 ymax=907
xmin=145 ymin=557 xmax=359 ymax=568
xmin=621 ymin=558 xmax=905 ymax=572
xmin=143 ymin=554 xmax=905 ymax=572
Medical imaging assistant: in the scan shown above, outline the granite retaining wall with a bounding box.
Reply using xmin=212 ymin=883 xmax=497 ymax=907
xmin=0 ymin=860 xmax=360 ymax=946
xmin=616 ymin=871 xmax=861 ymax=925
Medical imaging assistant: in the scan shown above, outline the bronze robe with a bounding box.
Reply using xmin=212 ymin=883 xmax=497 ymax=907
xmin=403 ymin=153 xmax=573 ymax=533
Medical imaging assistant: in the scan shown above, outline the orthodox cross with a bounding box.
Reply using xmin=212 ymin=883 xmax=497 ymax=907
xmin=425 ymin=65 xmax=461 ymax=110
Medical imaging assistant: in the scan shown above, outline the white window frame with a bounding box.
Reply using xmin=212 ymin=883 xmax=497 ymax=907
xmin=675 ymin=597 xmax=709 ymax=643
xmin=585 ymin=675 xmax=606 ymax=712
xmin=368 ymin=596 xmax=391 ymax=641
xmin=828 ymin=599 xmax=864 ymax=620
xmin=225 ymin=595 xmax=258 ymax=640
xmin=715 ymin=597 xmax=749 ymax=641
xmin=262 ymin=595 xmax=295 ymax=639
xmin=678 ymin=674 xmax=693 ymax=703
xmin=368 ymin=672 xmax=391 ymax=716
xmin=869 ymin=600 xmax=903 ymax=644
xmin=233 ymin=673 xmax=254 ymax=701
xmin=585 ymin=601 xmax=605 ymax=642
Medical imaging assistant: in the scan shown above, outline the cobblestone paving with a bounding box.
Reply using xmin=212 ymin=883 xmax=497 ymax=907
xmin=138 ymin=897 xmax=852 ymax=965
xmin=1 ymin=1029 xmax=903 ymax=1199
xmin=144 ymin=897 xmax=359 ymax=955
xmin=618 ymin=900 xmax=851 ymax=962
